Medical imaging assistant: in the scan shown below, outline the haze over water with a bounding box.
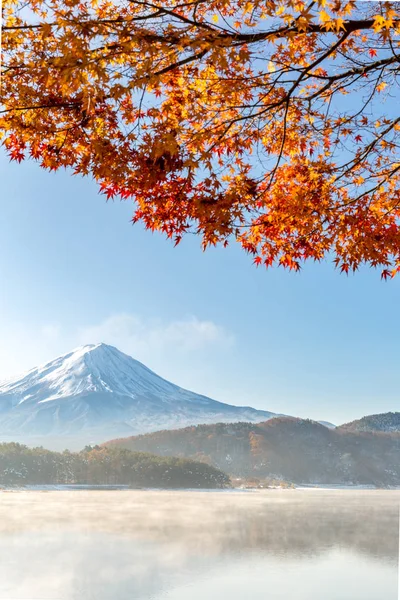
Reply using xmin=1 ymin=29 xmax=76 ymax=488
xmin=0 ymin=489 xmax=398 ymax=600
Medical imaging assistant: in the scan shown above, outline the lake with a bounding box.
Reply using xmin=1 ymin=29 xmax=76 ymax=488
xmin=0 ymin=489 xmax=398 ymax=599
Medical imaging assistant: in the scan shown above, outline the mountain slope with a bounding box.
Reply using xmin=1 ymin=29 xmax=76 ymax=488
xmin=337 ymin=412 xmax=400 ymax=433
xmin=317 ymin=420 xmax=336 ymax=429
xmin=103 ymin=417 xmax=400 ymax=486
xmin=0 ymin=343 xmax=277 ymax=446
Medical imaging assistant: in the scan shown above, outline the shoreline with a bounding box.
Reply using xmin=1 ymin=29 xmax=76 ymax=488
xmin=2 ymin=484 xmax=400 ymax=492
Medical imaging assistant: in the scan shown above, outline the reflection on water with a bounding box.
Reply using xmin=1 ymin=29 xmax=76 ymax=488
xmin=0 ymin=490 xmax=398 ymax=599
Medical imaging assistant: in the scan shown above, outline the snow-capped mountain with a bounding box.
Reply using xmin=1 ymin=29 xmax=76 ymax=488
xmin=0 ymin=343 xmax=277 ymax=447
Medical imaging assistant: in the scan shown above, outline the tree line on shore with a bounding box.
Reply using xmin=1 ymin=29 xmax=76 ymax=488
xmin=0 ymin=443 xmax=230 ymax=488
xmin=105 ymin=419 xmax=400 ymax=486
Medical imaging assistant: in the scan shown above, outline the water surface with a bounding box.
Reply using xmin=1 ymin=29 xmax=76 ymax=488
xmin=0 ymin=489 xmax=398 ymax=599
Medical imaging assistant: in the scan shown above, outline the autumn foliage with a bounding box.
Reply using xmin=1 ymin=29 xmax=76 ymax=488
xmin=2 ymin=0 xmax=400 ymax=275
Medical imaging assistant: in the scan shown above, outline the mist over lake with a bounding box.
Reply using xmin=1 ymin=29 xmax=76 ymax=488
xmin=0 ymin=489 xmax=398 ymax=600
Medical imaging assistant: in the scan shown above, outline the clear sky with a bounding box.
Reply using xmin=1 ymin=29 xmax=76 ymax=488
xmin=1 ymin=153 xmax=399 ymax=426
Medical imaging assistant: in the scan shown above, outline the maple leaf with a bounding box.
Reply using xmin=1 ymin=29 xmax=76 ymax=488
xmin=9 ymin=149 xmax=25 ymax=163
xmin=381 ymin=269 xmax=392 ymax=280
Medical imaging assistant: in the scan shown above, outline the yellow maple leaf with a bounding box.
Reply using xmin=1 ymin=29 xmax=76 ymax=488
xmin=319 ymin=10 xmax=331 ymax=23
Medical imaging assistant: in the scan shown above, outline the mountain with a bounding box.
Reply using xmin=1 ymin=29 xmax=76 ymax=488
xmin=0 ymin=343 xmax=278 ymax=448
xmin=317 ymin=420 xmax=336 ymax=429
xmin=337 ymin=412 xmax=400 ymax=433
xmin=103 ymin=417 xmax=400 ymax=486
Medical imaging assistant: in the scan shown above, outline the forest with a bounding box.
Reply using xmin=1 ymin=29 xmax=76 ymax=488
xmin=105 ymin=418 xmax=400 ymax=486
xmin=0 ymin=443 xmax=230 ymax=488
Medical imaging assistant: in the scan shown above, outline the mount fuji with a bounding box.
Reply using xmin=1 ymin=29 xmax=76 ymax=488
xmin=0 ymin=343 xmax=278 ymax=449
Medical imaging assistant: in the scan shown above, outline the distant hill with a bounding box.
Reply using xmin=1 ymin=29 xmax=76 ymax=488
xmin=317 ymin=420 xmax=336 ymax=429
xmin=338 ymin=412 xmax=400 ymax=433
xmin=104 ymin=417 xmax=400 ymax=486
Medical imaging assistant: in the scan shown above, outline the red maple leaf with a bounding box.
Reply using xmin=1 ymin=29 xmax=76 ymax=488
xmin=381 ymin=269 xmax=392 ymax=280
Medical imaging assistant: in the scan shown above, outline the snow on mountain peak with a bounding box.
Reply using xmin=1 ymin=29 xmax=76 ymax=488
xmin=0 ymin=342 xmax=182 ymax=404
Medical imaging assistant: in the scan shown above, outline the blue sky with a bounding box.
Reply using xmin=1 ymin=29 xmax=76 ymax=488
xmin=1 ymin=153 xmax=399 ymax=425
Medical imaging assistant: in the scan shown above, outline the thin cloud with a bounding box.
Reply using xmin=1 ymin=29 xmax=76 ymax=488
xmin=78 ymin=313 xmax=234 ymax=357
xmin=0 ymin=314 xmax=234 ymax=389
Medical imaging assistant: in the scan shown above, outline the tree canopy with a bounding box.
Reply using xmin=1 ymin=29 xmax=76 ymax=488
xmin=0 ymin=443 xmax=231 ymax=487
xmin=2 ymin=0 xmax=400 ymax=275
